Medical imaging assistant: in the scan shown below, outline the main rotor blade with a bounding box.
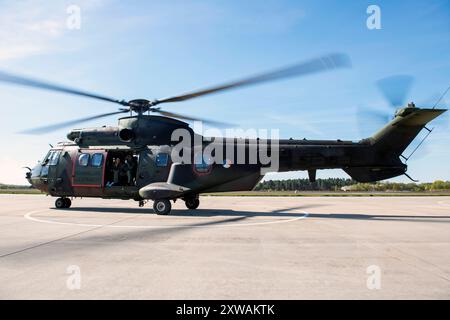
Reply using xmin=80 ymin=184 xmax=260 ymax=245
xmin=0 ymin=70 xmax=128 ymax=106
xmin=19 ymin=110 xmax=128 ymax=135
xmin=153 ymin=53 xmax=351 ymax=105
xmin=376 ymin=75 xmax=414 ymax=108
xmin=155 ymin=109 xmax=235 ymax=127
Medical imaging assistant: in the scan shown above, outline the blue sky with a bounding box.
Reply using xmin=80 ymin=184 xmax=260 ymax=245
xmin=0 ymin=0 xmax=449 ymax=184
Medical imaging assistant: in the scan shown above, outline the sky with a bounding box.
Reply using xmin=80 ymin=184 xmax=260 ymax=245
xmin=0 ymin=0 xmax=449 ymax=185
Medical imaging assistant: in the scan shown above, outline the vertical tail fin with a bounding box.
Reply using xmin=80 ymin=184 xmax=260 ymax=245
xmin=344 ymin=107 xmax=446 ymax=182
xmin=368 ymin=107 xmax=446 ymax=157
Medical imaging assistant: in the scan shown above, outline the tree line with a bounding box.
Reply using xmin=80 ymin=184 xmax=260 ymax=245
xmin=3 ymin=179 xmax=450 ymax=192
xmin=0 ymin=183 xmax=31 ymax=189
xmin=254 ymin=179 xmax=450 ymax=192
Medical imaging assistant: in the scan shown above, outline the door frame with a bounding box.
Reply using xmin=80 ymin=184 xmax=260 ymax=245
xmin=71 ymin=149 xmax=107 ymax=188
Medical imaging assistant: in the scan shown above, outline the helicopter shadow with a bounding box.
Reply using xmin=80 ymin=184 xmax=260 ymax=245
xmin=305 ymin=213 xmax=450 ymax=223
xmin=3 ymin=205 xmax=448 ymax=262
xmin=51 ymin=205 xmax=450 ymax=223
xmin=53 ymin=204 xmax=323 ymax=218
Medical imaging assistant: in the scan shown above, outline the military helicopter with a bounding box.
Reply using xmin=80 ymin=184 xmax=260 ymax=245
xmin=0 ymin=53 xmax=447 ymax=215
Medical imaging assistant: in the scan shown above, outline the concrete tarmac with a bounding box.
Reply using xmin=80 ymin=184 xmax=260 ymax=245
xmin=0 ymin=194 xmax=449 ymax=299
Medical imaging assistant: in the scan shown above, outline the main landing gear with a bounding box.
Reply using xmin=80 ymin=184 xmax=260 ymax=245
xmin=152 ymin=196 xmax=200 ymax=215
xmin=55 ymin=197 xmax=71 ymax=209
xmin=184 ymin=196 xmax=200 ymax=210
xmin=153 ymin=199 xmax=171 ymax=215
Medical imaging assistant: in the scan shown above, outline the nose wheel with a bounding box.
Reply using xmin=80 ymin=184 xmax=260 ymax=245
xmin=153 ymin=199 xmax=171 ymax=215
xmin=55 ymin=197 xmax=71 ymax=209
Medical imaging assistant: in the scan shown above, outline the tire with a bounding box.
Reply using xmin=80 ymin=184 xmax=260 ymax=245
xmin=185 ymin=197 xmax=200 ymax=210
xmin=153 ymin=199 xmax=171 ymax=215
xmin=55 ymin=198 xmax=65 ymax=209
xmin=63 ymin=198 xmax=72 ymax=208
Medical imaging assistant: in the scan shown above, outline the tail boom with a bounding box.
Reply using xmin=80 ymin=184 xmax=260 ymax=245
xmin=344 ymin=107 xmax=446 ymax=182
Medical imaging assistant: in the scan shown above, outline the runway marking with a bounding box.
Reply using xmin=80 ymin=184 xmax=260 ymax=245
xmin=24 ymin=209 xmax=309 ymax=229
xmin=1 ymin=212 xmax=141 ymax=259
xmin=437 ymin=200 xmax=450 ymax=207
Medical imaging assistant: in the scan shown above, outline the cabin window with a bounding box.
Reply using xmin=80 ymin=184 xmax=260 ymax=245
xmin=78 ymin=154 xmax=90 ymax=167
xmin=91 ymin=153 xmax=104 ymax=167
xmin=156 ymin=153 xmax=169 ymax=167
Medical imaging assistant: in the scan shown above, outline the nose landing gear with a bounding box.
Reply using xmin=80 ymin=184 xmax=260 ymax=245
xmin=55 ymin=197 xmax=71 ymax=209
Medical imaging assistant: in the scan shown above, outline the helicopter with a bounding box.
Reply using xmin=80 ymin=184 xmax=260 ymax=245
xmin=0 ymin=53 xmax=446 ymax=215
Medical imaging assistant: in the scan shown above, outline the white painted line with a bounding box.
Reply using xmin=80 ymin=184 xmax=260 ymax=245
xmin=437 ymin=201 xmax=450 ymax=207
xmin=24 ymin=209 xmax=308 ymax=229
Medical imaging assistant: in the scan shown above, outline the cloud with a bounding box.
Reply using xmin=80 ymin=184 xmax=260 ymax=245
xmin=0 ymin=0 xmax=105 ymax=61
xmin=107 ymin=1 xmax=305 ymax=36
xmin=0 ymin=0 xmax=305 ymax=62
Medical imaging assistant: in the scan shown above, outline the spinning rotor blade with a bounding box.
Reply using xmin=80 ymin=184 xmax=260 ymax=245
xmin=155 ymin=109 xmax=234 ymax=127
xmin=3 ymin=53 xmax=352 ymax=134
xmin=359 ymin=74 xmax=415 ymax=137
xmin=357 ymin=107 xmax=391 ymax=124
xmin=356 ymin=105 xmax=392 ymax=138
xmin=152 ymin=53 xmax=351 ymax=105
xmin=376 ymin=75 xmax=414 ymax=108
xmin=0 ymin=70 xmax=128 ymax=106
xmin=20 ymin=110 xmax=128 ymax=135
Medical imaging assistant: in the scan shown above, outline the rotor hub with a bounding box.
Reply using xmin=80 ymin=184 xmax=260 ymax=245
xmin=128 ymin=99 xmax=152 ymax=114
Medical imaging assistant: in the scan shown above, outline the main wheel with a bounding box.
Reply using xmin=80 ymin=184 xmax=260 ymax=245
xmin=55 ymin=198 xmax=65 ymax=209
xmin=185 ymin=197 xmax=200 ymax=210
xmin=63 ymin=198 xmax=72 ymax=208
xmin=153 ymin=199 xmax=171 ymax=215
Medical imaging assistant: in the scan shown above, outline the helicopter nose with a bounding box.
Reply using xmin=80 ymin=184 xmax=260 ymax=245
xmin=24 ymin=167 xmax=32 ymax=183
xmin=25 ymin=165 xmax=43 ymax=190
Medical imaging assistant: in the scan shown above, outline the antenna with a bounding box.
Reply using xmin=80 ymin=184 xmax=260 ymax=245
xmin=432 ymin=84 xmax=450 ymax=109
xmin=404 ymin=172 xmax=419 ymax=182
xmin=400 ymin=126 xmax=433 ymax=162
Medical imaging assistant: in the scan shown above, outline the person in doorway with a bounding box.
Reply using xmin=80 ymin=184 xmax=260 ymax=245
xmin=125 ymin=154 xmax=137 ymax=186
xmin=118 ymin=158 xmax=129 ymax=186
xmin=107 ymin=158 xmax=122 ymax=187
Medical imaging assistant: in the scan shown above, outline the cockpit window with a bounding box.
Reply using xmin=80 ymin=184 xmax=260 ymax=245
xmin=78 ymin=154 xmax=90 ymax=166
xmin=48 ymin=151 xmax=61 ymax=166
xmin=43 ymin=150 xmax=61 ymax=166
xmin=42 ymin=151 xmax=51 ymax=163
xmin=91 ymin=153 xmax=103 ymax=167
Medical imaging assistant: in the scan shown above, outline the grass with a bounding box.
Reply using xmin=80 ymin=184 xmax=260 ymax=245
xmin=1 ymin=189 xmax=449 ymax=197
xmin=204 ymin=190 xmax=450 ymax=197
xmin=0 ymin=188 xmax=43 ymax=195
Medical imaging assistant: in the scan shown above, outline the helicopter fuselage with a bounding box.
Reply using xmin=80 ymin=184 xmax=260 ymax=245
xmin=27 ymin=136 xmax=401 ymax=200
xmin=26 ymin=107 xmax=446 ymax=214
